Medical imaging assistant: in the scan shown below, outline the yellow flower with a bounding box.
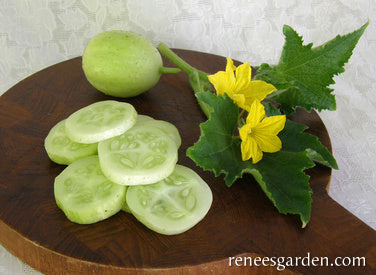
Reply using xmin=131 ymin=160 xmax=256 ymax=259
xmin=208 ymin=58 xmax=276 ymax=111
xmin=239 ymin=100 xmax=286 ymax=163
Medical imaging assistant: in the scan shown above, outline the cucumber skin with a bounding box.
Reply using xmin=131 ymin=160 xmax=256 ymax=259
xmin=55 ymin=194 xmax=126 ymax=224
xmin=82 ymin=31 xmax=163 ymax=98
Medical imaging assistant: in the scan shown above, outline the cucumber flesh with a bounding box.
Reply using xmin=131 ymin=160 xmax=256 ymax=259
xmin=54 ymin=155 xmax=127 ymax=224
xmin=136 ymin=114 xmax=154 ymax=123
xmin=65 ymin=100 xmax=137 ymax=144
xmin=44 ymin=119 xmax=98 ymax=165
xmin=136 ymin=119 xmax=181 ymax=148
xmin=126 ymin=164 xmax=213 ymax=235
xmin=98 ymin=124 xmax=178 ymax=186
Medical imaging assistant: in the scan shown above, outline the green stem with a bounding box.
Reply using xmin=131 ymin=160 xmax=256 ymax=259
xmin=238 ymin=109 xmax=246 ymax=127
xmin=159 ymin=67 xmax=181 ymax=74
xmin=158 ymin=43 xmax=196 ymax=75
xmin=158 ymin=43 xmax=212 ymax=118
xmin=190 ymin=70 xmax=211 ymax=118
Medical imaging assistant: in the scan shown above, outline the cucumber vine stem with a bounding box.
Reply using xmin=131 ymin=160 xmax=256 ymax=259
xmin=159 ymin=67 xmax=181 ymax=74
xmin=158 ymin=43 xmax=196 ymax=75
xmin=158 ymin=43 xmax=213 ymax=118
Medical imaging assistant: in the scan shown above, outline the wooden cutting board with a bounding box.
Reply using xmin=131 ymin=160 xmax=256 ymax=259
xmin=0 ymin=50 xmax=374 ymax=274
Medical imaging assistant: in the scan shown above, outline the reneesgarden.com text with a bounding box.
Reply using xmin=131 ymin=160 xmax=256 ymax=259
xmin=229 ymin=253 xmax=366 ymax=271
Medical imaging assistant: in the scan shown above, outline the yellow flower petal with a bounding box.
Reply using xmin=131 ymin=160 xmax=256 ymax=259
xmin=243 ymin=80 xmax=276 ymax=102
xmin=245 ymin=100 xmax=265 ymax=128
xmin=208 ymin=57 xmax=277 ymax=112
xmin=241 ymin=138 xmax=252 ymax=161
xmin=232 ymin=93 xmax=246 ymax=109
xmin=240 ymin=100 xmax=286 ymax=163
xmin=234 ymin=62 xmax=252 ymax=91
xmin=257 ymin=115 xmax=286 ymax=135
xmin=252 ymin=132 xmax=282 ymax=153
xmin=225 ymin=57 xmax=236 ymax=74
xmin=239 ymin=123 xmax=251 ymax=142
xmin=208 ymin=71 xmax=234 ymax=97
xmin=241 ymin=136 xmax=262 ymax=162
xmin=207 ymin=58 xmax=237 ymax=97
xmin=252 ymin=147 xmax=263 ymax=163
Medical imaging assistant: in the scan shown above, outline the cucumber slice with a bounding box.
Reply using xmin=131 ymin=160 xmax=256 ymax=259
xmin=136 ymin=114 xmax=154 ymax=123
xmin=137 ymin=119 xmax=181 ymax=148
xmin=54 ymin=155 xmax=126 ymax=224
xmin=44 ymin=119 xmax=98 ymax=165
xmin=65 ymin=100 xmax=137 ymax=144
xmin=121 ymin=199 xmax=132 ymax=213
xmin=98 ymin=125 xmax=178 ymax=186
xmin=126 ymin=165 xmax=213 ymax=235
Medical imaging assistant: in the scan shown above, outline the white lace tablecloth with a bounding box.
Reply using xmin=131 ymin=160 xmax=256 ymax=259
xmin=0 ymin=0 xmax=375 ymax=274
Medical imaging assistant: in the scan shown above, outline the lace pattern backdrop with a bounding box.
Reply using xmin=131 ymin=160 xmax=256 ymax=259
xmin=0 ymin=0 xmax=375 ymax=273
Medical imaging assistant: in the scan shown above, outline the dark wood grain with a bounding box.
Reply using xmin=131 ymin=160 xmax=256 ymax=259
xmin=0 ymin=50 xmax=375 ymax=274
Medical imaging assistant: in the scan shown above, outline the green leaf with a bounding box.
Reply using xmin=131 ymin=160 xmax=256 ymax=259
xmin=256 ymin=22 xmax=368 ymax=115
xmin=249 ymin=151 xmax=314 ymax=228
xmin=186 ymin=92 xmax=241 ymax=184
xmin=264 ymin=103 xmax=338 ymax=169
xmin=187 ymin=92 xmax=315 ymax=227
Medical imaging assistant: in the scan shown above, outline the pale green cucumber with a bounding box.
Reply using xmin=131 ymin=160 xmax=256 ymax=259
xmin=98 ymin=124 xmax=178 ymax=186
xmin=136 ymin=118 xmax=181 ymax=148
xmin=136 ymin=114 xmax=154 ymax=123
xmin=54 ymin=155 xmax=127 ymax=224
xmin=121 ymin=199 xmax=132 ymax=213
xmin=126 ymin=164 xmax=213 ymax=235
xmin=65 ymin=100 xmax=137 ymax=143
xmin=44 ymin=119 xmax=98 ymax=165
